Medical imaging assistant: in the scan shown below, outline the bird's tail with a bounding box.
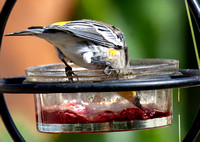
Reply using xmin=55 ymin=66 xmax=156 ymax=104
xmin=5 ymin=27 xmax=44 ymax=36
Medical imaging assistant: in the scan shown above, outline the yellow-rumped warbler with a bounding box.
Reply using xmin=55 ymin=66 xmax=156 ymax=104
xmin=6 ymin=19 xmax=143 ymax=110
xmin=6 ymin=19 xmax=129 ymax=77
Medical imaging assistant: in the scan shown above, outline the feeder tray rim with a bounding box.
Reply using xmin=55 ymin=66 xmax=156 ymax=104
xmin=25 ymin=58 xmax=179 ymax=71
xmin=24 ymin=59 xmax=180 ymax=83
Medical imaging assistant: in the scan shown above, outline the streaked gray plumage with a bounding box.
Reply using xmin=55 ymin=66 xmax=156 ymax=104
xmin=6 ymin=19 xmax=129 ymax=73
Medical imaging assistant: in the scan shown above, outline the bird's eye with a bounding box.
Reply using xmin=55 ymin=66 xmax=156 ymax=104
xmin=117 ymin=45 xmax=123 ymax=49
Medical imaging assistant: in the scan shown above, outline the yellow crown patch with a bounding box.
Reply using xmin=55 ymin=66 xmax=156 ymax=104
xmin=52 ymin=21 xmax=69 ymax=26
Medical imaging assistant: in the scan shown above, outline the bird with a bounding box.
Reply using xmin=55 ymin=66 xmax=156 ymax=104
xmin=6 ymin=19 xmax=129 ymax=78
xmin=5 ymin=19 xmax=143 ymax=110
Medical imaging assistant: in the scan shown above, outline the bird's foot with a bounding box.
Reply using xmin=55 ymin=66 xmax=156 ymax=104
xmin=103 ymin=65 xmax=120 ymax=75
xmin=61 ymin=59 xmax=78 ymax=82
xmin=65 ymin=66 xmax=77 ymax=82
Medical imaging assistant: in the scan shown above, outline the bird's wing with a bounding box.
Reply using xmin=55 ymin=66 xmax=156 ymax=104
xmin=46 ymin=19 xmax=125 ymax=49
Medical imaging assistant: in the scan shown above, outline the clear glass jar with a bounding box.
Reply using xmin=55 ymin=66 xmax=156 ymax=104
xmin=25 ymin=59 xmax=179 ymax=133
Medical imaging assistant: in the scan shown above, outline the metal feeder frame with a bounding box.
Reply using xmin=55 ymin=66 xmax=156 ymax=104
xmin=0 ymin=0 xmax=199 ymax=142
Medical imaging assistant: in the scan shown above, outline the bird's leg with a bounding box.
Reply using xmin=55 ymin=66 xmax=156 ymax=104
xmin=61 ymin=59 xmax=76 ymax=82
xmin=56 ymin=48 xmax=76 ymax=81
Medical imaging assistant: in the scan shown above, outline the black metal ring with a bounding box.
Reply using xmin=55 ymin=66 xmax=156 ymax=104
xmin=1 ymin=69 xmax=200 ymax=94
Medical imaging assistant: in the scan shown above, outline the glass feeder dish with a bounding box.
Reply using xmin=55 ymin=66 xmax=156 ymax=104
xmin=25 ymin=59 xmax=179 ymax=133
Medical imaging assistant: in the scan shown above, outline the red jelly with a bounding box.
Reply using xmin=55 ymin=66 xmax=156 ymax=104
xmin=94 ymin=111 xmax=118 ymax=122
xmin=119 ymin=108 xmax=147 ymax=120
xmin=36 ymin=102 xmax=169 ymax=124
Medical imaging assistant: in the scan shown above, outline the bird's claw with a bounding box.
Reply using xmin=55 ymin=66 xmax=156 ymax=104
xmin=103 ymin=65 xmax=120 ymax=75
xmin=103 ymin=66 xmax=112 ymax=75
xmin=65 ymin=66 xmax=77 ymax=82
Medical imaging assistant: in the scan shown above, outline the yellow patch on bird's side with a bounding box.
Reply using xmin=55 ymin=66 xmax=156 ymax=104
xmin=52 ymin=21 xmax=69 ymax=26
xmin=109 ymin=49 xmax=118 ymax=56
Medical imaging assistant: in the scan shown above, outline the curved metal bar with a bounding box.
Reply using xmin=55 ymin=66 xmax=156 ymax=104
xmin=1 ymin=70 xmax=200 ymax=93
xmin=0 ymin=93 xmax=25 ymax=142
xmin=0 ymin=0 xmax=25 ymax=142
xmin=185 ymin=1 xmax=200 ymax=141
xmin=183 ymin=106 xmax=200 ymax=142
xmin=187 ymin=0 xmax=200 ymax=31
xmin=0 ymin=0 xmax=16 ymax=50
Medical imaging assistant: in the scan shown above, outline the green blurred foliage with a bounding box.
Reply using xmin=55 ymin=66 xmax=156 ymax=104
xmin=0 ymin=112 xmax=54 ymax=142
xmin=55 ymin=0 xmax=200 ymax=142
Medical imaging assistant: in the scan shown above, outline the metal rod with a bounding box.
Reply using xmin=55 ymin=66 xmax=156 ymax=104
xmin=183 ymin=106 xmax=200 ymax=142
xmin=0 ymin=0 xmax=17 ymax=50
xmin=185 ymin=1 xmax=200 ymax=141
xmin=186 ymin=0 xmax=200 ymax=31
xmin=0 ymin=0 xmax=25 ymax=142
xmin=1 ymin=72 xmax=200 ymax=93
xmin=0 ymin=93 xmax=25 ymax=142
